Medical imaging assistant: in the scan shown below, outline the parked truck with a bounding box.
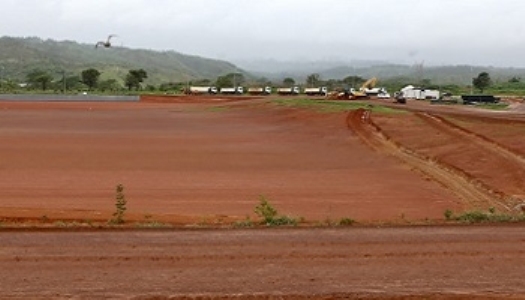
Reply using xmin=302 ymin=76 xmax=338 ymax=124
xmin=219 ymin=87 xmax=244 ymax=95
xmin=277 ymin=86 xmax=300 ymax=95
xmin=304 ymin=87 xmax=328 ymax=96
xmin=247 ymin=86 xmax=272 ymax=95
xmin=187 ymin=86 xmax=218 ymax=95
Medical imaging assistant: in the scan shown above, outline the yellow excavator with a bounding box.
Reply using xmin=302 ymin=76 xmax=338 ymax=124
xmin=350 ymin=77 xmax=377 ymax=100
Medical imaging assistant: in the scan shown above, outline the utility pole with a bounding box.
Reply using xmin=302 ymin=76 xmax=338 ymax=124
xmin=62 ymin=70 xmax=66 ymax=93
xmin=0 ymin=66 xmax=4 ymax=91
xmin=352 ymin=66 xmax=356 ymax=90
xmin=470 ymin=66 xmax=474 ymax=94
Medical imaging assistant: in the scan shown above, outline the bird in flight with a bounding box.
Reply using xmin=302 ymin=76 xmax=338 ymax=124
xmin=95 ymin=34 xmax=117 ymax=49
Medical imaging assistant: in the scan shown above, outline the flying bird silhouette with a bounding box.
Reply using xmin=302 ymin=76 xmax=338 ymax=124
xmin=95 ymin=34 xmax=117 ymax=49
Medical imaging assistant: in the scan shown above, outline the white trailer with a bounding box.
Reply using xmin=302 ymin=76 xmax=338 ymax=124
xmin=189 ymin=86 xmax=218 ymax=94
xmin=219 ymin=87 xmax=244 ymax=95
xmin=422 ymin=90 xmax=440 ymax=100
xmin=304 ymin=87 xmax=328 ymax=96
xmin=400 ymin=86 xmax=439 ymax=100
xmin=277 ymin=86 xmax=300 ymax=95
xmin=247 ymin=86 xmax=272 ymax=95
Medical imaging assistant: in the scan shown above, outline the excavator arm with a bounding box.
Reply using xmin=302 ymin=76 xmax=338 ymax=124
xmin=360 ymin=77 xmax=377 ymax=90
xmin=350 ymin=77 xmax=378 ymax=99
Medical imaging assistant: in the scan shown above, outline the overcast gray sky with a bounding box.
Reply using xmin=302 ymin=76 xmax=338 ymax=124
xmin=2 ymin=0 xmax=525 ymax=67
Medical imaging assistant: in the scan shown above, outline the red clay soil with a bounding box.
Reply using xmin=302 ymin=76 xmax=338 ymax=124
xmin=2 ymin=96 xmax=525 ymax=299
xmin=348 ymin=109 xmax=505 ymax=211
xmin=0 ymin=98 xmax=464 ymax=225
xmin=1 ymin=226 xmax=524 ymax=299
xmin=371 ymin=101 xmax=525 ymax=210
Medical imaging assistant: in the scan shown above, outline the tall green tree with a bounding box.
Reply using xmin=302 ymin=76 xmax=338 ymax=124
xmin=64 ymin=75 xmax=83 ymax=91
xmin=283 ymin=77 xmax=295 ymax=87
xmin=472 ymin=72 xmax=492 ymax=93
xmin=26 ymin=69 xmax=53 ymax=91
xmin=125 ymin=69 xmax=148 ymax=90
xmin=342 ymin=76 xmax=364 ymax=86
xmin=306 ymin=73 xmax=321 ymax=87
xmin=215 ymin=73 xmax=245 ymax=88
xmin=54 ymin=75 xmax=83 ymax=92
xmin=81 ymin=68 xmax=101 ymax=91
xmin=98 ymin=79 xmax=121 ymax=92
xmin=0 ymin=79 xmax=17 ymax=92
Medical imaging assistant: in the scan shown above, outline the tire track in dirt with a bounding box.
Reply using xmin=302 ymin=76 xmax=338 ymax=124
xmin=346 ymin=109 xmax=507 ymax=211
xmin=416 ymin=113 xmax=525 ymax=207
xmin=417 ymin=113 xmax=525 ymax=167
xmin=2 ymin=228 xmax=525 ymax=299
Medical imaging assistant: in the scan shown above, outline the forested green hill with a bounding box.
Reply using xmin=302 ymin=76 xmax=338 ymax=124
xmin=0 ymin=36 xmax=243 ymax=85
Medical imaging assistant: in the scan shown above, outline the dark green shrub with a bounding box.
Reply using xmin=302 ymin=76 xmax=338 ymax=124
xmin=110 ymin=184 xmax=127 ymax=224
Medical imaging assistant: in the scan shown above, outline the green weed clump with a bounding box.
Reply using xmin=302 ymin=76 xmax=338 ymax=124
xmin=444 ymin=209 xmax=453 ymax=220
xmin=134 ymin=214 xmax=172 ymax=228
xmin=233 ymin=216 xmax=255 ymax=228
xmin=109 ymin=184 xmax=127 ymax=224
xmin=445 ymin=208 xmax=524 ymax=224
xmin=338 ymin=217 xmax=355 ymax=226
xmin=254 ymin=195 xmax=299 ymax=226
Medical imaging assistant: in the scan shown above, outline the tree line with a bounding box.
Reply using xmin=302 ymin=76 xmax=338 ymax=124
xmin=0 ymin=67 xmax=518 ymax=96
xmin=11 ymin=68 xmax=148 ymax=93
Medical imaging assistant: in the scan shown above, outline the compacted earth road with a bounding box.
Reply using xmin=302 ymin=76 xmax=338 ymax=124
xmin=1 ymin=226 xmax=525 ymax=299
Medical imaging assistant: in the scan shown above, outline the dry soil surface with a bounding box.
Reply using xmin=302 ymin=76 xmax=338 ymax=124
xmin=1 ymin=226 xmax=525 ymax=299
xmin=0 ymin=97 xmax=469 ymax=224
xmin=1 ymin=95 xmax=525 ymax=299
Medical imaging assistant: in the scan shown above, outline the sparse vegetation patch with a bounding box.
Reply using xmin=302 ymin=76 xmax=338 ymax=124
xmin=109 ymin=184 xmax=127 ymax=225
xmin=444 ymin=208 xmax=525 ymax=224
xmin=272 ymin=98 xmax=403 ymax=114
xmin=254 ymin=195 xmax=300 ymax=226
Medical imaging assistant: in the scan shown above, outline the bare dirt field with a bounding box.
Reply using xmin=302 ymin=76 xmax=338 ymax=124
xmin=1 ymin=226 xmax=525 ymax=299
xmin=1 ymin=95 xmax=525 ymax=299
xmin=0 ymin=96 xmax=469 ymax=225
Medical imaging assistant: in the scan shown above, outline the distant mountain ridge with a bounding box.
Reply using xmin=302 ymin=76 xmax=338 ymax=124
xmin=318 ymin=65 xmax=525 ymax=85
xmin=234 ymin=59 xmax=525 ymax=85
xmin=2 ymin=36 xmax=525 ymax=87
xmin=0 ymin=36 xmax=243 ymax=85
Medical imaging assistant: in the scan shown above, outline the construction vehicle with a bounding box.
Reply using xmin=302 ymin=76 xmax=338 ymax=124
xmin=219 ymin=86 xmax=244 ymax=95
xmin=393 ymin=92 xmax=406 ymax=104
xmin=247 ymin=86 xmax=272 ymax=95
xmin=277 ymin=86 xmax=300 ymax=95
xmin=349 ymin=77 xmax=377 ymax=99
xmin=304 ymin=87 xmax=328 ymax=96
xmin=349 ymin=77 xmax=391 ymax=100
xmin=185 ymin=86 xmax=218 ymax=95
xmin=326 ymin=90 xmax=348 ymax=100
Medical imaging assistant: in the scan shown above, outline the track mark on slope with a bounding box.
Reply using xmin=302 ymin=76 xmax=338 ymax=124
xmin=416 ymin=113 xmax=525 ymax=207
xmin=417 ymin=113 xmax=525 ymax=168
xmin=346 ymin=109 xmax=508 ymax=211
